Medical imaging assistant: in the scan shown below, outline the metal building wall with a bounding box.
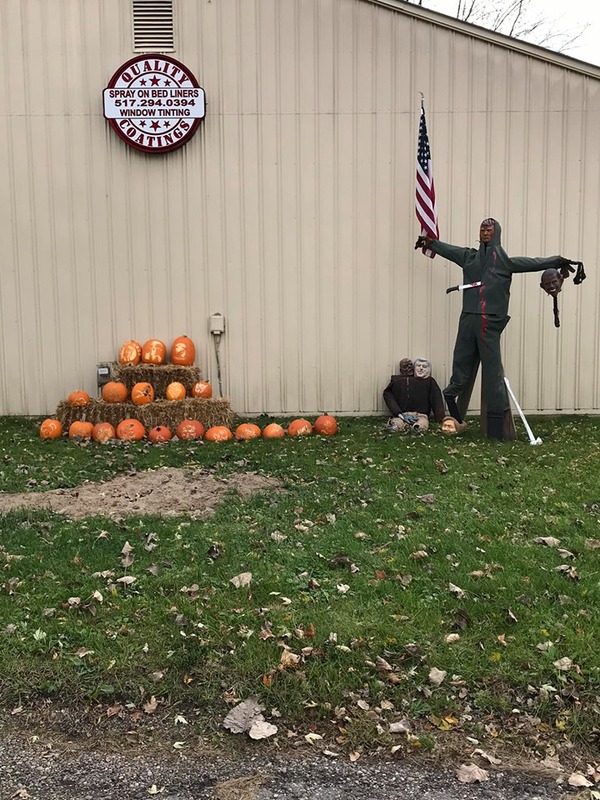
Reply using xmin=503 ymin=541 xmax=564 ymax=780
xmin=1 ymin=0 xmax=599 ymax=416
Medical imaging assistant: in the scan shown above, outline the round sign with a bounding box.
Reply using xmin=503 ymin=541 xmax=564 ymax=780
xmin=103 ymin=55 xmax=205 ymax=154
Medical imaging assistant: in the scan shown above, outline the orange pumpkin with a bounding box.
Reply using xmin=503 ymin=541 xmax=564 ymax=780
xmin=92 ymin=422 xmax=116 ymax=443
xmin=101 ymin=381 xmax=129 ymax=404
xmin=287 ymin=419 xmax=313 ymax=437
xmin=116 ymin=418 xmax=146 ymax=441
xmin=118 ymin=340 xmax=142 ymax=366
xmin=165 ymin=381 xmax=186 ymax=401
xmin=149 ymin=425 xmax=173 ymax=443
xmin=176 ymin=419 xmax=205 ymax=440
xmin=141 ymin=339 xmax=167 ymax=365
xmin=67 ymin=390 xmax=90 ymax=407
xmin=68 ymin=421 xmax=94 ymax=439
xmin=39 ymin=418 xmax=63 ymax=440
xmin=204 ymin=426 xmax=233 ymax=443
xmin=131 ymin=382 xmax=154 ymax=405
xmin=262 ymin=423 xmax=285 ymax=439
xmin=170 ymin=335 xmax=196 ymax=366
xmin=314 ymin=414 xmax=338 ymax=436
xmin=191 ymin=381 xmax=212 ymax=399
xmin=235 ymin=423 xmax=262 ymax=441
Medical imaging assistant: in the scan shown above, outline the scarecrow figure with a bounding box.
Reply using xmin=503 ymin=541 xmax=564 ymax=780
xmin=416 ymin=218 xmax=581 ymax=440
xmin=383 ymin=357 xmax=445 ymax=433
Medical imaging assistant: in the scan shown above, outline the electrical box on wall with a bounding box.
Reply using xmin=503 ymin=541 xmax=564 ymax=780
xmin=96 ymin=363 xmax=113 ymax=395
xmin=210 ymin=313 xmax=225 ymax=335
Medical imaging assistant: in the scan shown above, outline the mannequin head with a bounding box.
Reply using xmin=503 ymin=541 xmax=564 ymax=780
xmin=398 ymin=358 xmax=414 ymax=377
xmin=441 ymin=417 xmax=459 ymax=434
xmin=413 ymin=358 xmax=431 ymax=379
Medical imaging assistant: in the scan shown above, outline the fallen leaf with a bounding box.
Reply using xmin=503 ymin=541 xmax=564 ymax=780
xmin=147 ymin=786 xmax=164 ymax=795
xmin=279 ymin=650 xmax=301 ymax=669
xmin=230 ymin=572 xmax=252 ymax=588
xmin=553 ymin=564 xmax=579 ymax=579
xmin=533 ymin=536 xmax=560 ymax=547
xmin=223 ymin=697 xmax=264 ymax=734
xmin=445 ymin=634 xmax=460 ymax=643
xmin=448 ymin=582 xmax=465 ymax=598
xmin=248 ymin=720 xmax=278 ymax=740
xmin=568 ymin=773 xmax=593 ymax=788
xmin=584 ymin=538 xmax=600 ymax=549
xmin=116 ymin=576 xmax=136 ymax=585
xmin=553 ymin=657 xmax=573 ymax=671
xmin=429 ymin=667 xmax=447 ymax=686
xmin=457 ymin=763 xmax=490 ymax=783
xmin=472 ymin=748 xmax=502 ymax=765
xmin=349 ymin=751 xmax=361 ymax=762
xmin=304 ymin=732 xmax=323 ymax=743
xmin=557 ymin=548 xmax=575 ymax=559
xmin=144 ymin=696 xmax=158 ymax=714
xmin=416 ymin=494 xmax=435 ymax=504
xmin=389 ymin=719 xmax=412 ymax=734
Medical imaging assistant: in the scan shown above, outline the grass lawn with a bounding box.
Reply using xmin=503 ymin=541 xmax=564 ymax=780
xmin=1 ymin=414 xmax=599 ymax=759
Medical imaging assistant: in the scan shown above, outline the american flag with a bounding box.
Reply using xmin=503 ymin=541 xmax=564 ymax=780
xmin=415 ymin=100 xmax=439 ymax=258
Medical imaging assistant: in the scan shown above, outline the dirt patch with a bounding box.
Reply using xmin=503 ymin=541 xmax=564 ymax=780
xmin=0 ymin=468 xmax=280 ymax=520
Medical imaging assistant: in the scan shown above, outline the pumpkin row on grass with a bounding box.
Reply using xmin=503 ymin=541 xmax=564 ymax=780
xmin=118 ymin=336 xmax=196 ymax=367
xmin=42 ymin=415 xmax=338 ymax=441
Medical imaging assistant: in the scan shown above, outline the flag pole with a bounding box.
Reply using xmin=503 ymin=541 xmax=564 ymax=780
xmin=415 ymin=94 xmax=439 ymax=258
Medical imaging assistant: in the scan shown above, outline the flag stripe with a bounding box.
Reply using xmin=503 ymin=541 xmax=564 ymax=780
xmin=415 ymin=101 xmax=439 ymax=259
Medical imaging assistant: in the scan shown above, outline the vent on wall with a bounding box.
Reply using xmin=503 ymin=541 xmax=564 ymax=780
xmin=132 ymin=0 xmax=175 ymax=52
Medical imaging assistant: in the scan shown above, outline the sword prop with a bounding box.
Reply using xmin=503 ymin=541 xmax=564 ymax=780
xmin=504 ymin=377 xmax=542 ymax=446
xmin=446 ymin=281 xmax=483 ymax=294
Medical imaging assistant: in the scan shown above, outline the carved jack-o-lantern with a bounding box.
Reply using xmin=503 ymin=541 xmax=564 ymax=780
xmin=118 ymin=340 xmax=142 ymax=366
xmin=176 ymin=419 xmax=205 ymax=440
xmin=116 ymin=419 xmax=146 ymax=441
xmin=165 ymin=382 xmax=186 ymax=401
xmin=131 ymin=382 xmax=155 ymax=405
xmin=170 ymin=336 xmax=196 ymax=366
xmin=141 ymin=339 xmax=167 ymax=365
xmin=39 ymin=419 xmax=63 ymax=439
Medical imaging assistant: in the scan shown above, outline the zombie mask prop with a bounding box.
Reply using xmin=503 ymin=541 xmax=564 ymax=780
xmin=398 ymin=358 xmax=414 ymax=377
xmin=479 ymin=219 xmax=495 ymax=244
xmin=413 ymin=358 xmax=431 ymax=379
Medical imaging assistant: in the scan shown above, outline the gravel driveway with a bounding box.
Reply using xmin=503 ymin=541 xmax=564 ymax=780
xmin=0 ymin=733 xmax=564 ymax=800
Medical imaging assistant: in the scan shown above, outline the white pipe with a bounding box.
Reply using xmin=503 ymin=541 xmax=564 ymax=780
xmin=504 ymin=377 xmax=542 ymax=446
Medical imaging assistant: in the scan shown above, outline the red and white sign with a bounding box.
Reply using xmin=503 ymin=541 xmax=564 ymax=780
xmin=103 ymin=55 xmax=205 ymax=154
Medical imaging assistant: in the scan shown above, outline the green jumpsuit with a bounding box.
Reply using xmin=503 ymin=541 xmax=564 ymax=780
xmin=428 ymin=219 xmax=567 ymax=439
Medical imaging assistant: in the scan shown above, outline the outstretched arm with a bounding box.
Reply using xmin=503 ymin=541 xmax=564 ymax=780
xmin=510 ymin=255 xmax=576 ymax=276
xmin=414 ymin=236 xmax=472 ymax=267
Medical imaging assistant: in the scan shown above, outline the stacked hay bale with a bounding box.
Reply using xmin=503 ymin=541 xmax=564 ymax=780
xmin=55 ymin=337 xmax=232 ymax=433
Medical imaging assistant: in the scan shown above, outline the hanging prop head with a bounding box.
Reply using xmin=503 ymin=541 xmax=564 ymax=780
xmin=540 ymin=267 xmax=564 ymax=328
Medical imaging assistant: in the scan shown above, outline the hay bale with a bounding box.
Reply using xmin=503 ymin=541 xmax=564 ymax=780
xmin=111 ymin=363 xmax=202 ymax=397
xmin=55 ymin=397 xmax=233 ymax=431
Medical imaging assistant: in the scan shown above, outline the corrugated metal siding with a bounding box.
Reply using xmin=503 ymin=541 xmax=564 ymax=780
xmin=1 ymin=0 xmax=600 ymax=416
